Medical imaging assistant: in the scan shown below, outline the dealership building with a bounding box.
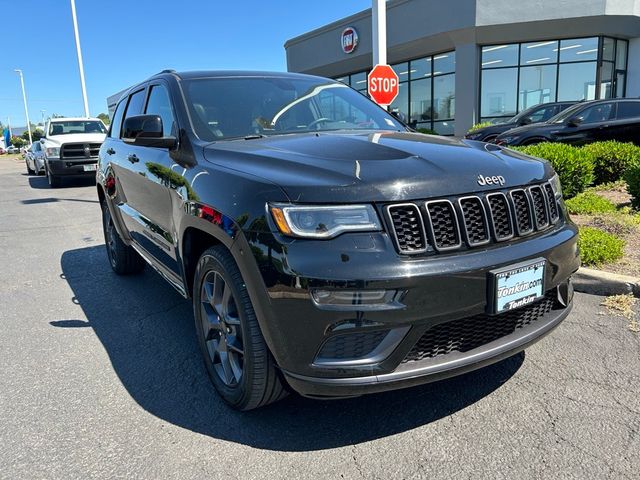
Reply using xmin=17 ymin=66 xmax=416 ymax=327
xmin=284 ymin=0 xmax=640 ymax=136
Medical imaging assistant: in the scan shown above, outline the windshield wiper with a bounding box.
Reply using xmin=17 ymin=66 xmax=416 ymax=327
xmin=243 ymin=134 xmax=266 ymax=140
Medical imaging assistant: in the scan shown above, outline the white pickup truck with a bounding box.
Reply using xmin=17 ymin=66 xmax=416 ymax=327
xmin=41 ymin=117 xmax=107 ymax=187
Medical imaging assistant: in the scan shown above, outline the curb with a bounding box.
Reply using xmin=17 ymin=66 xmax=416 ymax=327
xmin=573 ymin=267 xmax=640 ymax=297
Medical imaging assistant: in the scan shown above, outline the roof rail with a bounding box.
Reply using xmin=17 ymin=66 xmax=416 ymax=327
xmin=159 ymin=69 xmax=176 ymax=74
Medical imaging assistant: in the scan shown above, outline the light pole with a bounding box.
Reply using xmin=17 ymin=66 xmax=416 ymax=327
xmin=372 ymin=0 xmax=387 ymax=66
xmin=70 ymin=0 xmax=90 ymax=118
xmin=14 ymin=69 xmax=32 ymax=146
xmin=41 ymin=110 xmax=46 ymax=128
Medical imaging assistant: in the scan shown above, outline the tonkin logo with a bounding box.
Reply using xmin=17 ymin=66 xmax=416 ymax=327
xmin=341 ymin=27 xmax=359 ymax=54
xmin=477 ymin=174 xmax=506 ymax=186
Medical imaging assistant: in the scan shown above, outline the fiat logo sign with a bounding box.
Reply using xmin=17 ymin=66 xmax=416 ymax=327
xmin=341 ymin=27 xmax=358 ymax=54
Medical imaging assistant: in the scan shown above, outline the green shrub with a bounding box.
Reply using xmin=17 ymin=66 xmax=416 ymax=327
xmin=625 ymin=159 xmax=640 ymax=210
xmin=467 ymin=121 xmax=493 ymax=133
xmin=513 ymin=143 xmax=595 ymax=198
xmin=578 ymin=227 xmax=625 ymax=267
xmin=581 ymin=141 xmax=640 ymax=185
xmin=565 ymin=191 xmax=617 ymax=215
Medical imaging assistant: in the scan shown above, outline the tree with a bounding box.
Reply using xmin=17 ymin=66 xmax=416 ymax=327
xmin=97 ymin=113 xmax=111 ymax=125
xmin=22 ymin=128 xmax=44 ymax=142
xmin=10 ymin=136 xmax=27 ymax=148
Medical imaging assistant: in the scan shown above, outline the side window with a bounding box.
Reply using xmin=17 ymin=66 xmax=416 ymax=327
xmin=575 ymin=103 xmax=614 ymax=124
xmin=617 ymin=102 xmax=640 ymax=120
xmin=124 ymin=89 xmax=146 ymax=121
xmin=109 ymin=99 xmax=126 ymax=139
xmin=145 ymin=85 xmax=176 ymax=136
xmin=529 ymin=105 xmax=558 ymax=123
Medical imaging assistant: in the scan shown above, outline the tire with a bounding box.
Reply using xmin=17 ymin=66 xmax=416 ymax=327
xmin=26 ymin=160 xmax=35 ymax=175
xmin=193 ymin=245 xmax=287 ymax=410
xmin=46 ymin=164 xmax=62 ymax=188
xmin=101 ymin=201 xmax=145 ymax=275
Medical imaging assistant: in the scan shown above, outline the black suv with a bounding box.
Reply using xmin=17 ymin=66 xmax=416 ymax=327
xmin=494 ymin=98 xmax=640 ymax=146
xmin=464 ymin=102 xmax=576 ymax=143
xmin=98 ymin=70 xmax=579 ymax=410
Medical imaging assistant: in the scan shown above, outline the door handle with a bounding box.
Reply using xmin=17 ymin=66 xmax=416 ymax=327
xmin=127 ymin=154 xmax=139 ymax=163
xmin=106 ymin=148 xmax=115 ymax=155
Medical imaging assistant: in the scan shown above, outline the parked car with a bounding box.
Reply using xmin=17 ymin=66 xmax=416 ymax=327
xmin=24 ymin=142 xmax=46 ymax=175
xmin=41 ymin=117 xmax=108 ymax=187
xmin=464 ymin=102 xmax=577 ymax=142
xmin=98 ymin=70 xmax=579 ymax=410
xmin=0 ymin=147 xmax=5 ymax=155
xmin=6 ymin=146 xmax=19 ymax=154
xmin=494 ymin=98 xmax=640 ymax=146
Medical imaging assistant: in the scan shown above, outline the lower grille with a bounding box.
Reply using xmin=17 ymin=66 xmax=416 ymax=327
xmin=316 ymin=330 xmax=389 ymax=361
xmin=402 ymin=292 xmax=557 ymax=363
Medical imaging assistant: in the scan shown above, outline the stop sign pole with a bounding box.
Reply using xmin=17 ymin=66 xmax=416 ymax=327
xmin=369 ymin=0 xmax=398 ymax=106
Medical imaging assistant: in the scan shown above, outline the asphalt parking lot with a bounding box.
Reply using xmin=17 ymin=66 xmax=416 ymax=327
xmin=0 ymin=155 xmax=638 ymax=479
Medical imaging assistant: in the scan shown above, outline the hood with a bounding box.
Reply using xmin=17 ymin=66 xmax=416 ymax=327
xmin=203 ymin=131 xmax=552 ymax=203
xmin=43 ymin=133 xmax=107 ymax=146
xmin=496 ymin=122 xmax=556 ymax=138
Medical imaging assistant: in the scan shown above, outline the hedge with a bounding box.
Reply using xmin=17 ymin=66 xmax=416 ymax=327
xmin=578 ymin=227 xmax=625 ymax=267
xmin=513 ymin=143 xmax=595 ymax=198
xmin=625 ymin=159 xmax=640 ymax=210
xmin=581 ymin=141 xmax=640 ymax=185
xmin=565 ymin=191 xmax=617 ymax=215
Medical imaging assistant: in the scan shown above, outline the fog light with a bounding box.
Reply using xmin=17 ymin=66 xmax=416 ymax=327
xmin=310 ymin=289 xmax=403 ymax=311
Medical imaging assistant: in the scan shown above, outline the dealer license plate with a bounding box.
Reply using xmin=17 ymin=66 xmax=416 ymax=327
xmin=493 ymin=259 xmax=545 ymax=313
xmin=83 ymin=164 xmax=97 ymax=172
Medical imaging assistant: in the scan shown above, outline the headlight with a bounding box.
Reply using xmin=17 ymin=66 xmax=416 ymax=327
xmin=549 ymin=173 xmax=562 ymax=198
xmin=45 ymin=147 xmax=60 ymax=158
xmin=270 ymin=204 xmax=382 ymax=239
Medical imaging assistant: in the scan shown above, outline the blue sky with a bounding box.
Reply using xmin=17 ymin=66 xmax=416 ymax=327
xmin=0 ymin=0 xmax=370 ymax=128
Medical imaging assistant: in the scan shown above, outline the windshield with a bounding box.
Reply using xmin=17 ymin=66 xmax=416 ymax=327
xmin=547 ymin=103 xmax=584 ymax=124
xmin=49 ymin=121 xmax=106 ymax=135
xmin=183 ymin=76 xmax=405 ymax=141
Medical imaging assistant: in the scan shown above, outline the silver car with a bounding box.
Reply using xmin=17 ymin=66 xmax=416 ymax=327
xmin=25 ymin=142 xmax=46 ymax=175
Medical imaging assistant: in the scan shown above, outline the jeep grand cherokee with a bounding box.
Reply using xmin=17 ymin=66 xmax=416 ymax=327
xmin=98 ymin=70 xmax=579 ymax=410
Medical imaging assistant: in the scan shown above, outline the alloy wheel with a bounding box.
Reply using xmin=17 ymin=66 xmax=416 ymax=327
xmin=200 ymin=271 xmax=244 ymax=386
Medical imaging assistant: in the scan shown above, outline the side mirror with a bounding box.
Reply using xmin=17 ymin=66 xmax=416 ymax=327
xmin=519 ymin=116 xmax=533 ymax=126
xmin=567 ymin=116 xmax=583 ymax=127
xmin=122 ymin=114 xmax=176 ymax=149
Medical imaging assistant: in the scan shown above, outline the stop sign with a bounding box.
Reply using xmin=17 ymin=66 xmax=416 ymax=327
xmin=368 ymin=64 xmax=399 ymax=106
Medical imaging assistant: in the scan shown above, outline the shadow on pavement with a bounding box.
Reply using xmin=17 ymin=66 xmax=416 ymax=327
xmin=28 ymin=175 xmax=96 ymax=190
xmin=58 ymin=245 xmax=523 ymax=451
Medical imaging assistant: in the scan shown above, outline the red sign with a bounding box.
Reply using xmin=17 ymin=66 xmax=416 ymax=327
xmin=368 ymin=64 xmax=399 ymax=106
xmin=341 ymin=27 xmax=359 ymax=54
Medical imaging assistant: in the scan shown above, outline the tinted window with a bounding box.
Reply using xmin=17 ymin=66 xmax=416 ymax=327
xmin=109 ymin=99 xmax=126 ymax=138
xmin=528 ymin=105 xmax=559 ymax=123
xmin=576 ymin=103 xmax=614 ymax=123
xmin=124 ymin=89 xmax=146 ymax=121
xmin=145 ymin=85 xmax=175 ymax=136
xmin=617 ymin=102 xmax=640 ymax=120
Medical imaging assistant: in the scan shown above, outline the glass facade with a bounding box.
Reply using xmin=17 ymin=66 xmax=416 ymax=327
xmin=480 ymin=37 xmax=629 ymax=122
xmin=335 ymin=51 xmax=456 ymax=135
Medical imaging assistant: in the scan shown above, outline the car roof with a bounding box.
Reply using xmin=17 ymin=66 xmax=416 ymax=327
xmin=164 ymin=70 xmax=325 ymax=81
xmin=49 ymin=117 xmax=103 ymax=122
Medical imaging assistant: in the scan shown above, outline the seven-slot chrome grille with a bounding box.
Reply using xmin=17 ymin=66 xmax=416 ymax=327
xmin=386 ymin=182 xmax=560 ymax=255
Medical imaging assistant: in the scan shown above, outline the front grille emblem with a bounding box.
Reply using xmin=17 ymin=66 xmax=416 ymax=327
xmin=84 ymin=144 xmax=91 ymax=158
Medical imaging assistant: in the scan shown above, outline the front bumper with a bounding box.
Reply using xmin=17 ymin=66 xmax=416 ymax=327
xmin=47 ymin=158 xmax=98 ymax=177
xmin=237 ymin=218 xmax=579 ymax=398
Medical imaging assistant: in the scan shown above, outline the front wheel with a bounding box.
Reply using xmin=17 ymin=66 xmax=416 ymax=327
xmin=101 ymin=202 xmax=145 ymax=275
xmin=193 ymin=246 xmax=287 ymax=410
xmin=46 ymin=164 xmax=61 ymax=188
